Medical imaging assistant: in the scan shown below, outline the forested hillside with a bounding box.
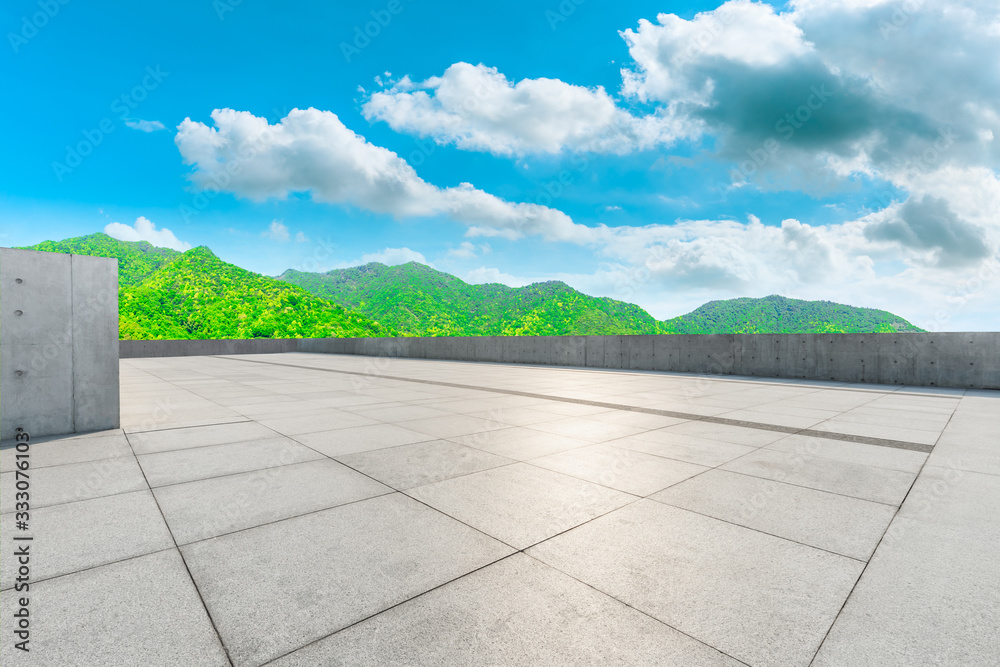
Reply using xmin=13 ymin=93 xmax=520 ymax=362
xmin=278 ymin=262 xmax=662 ymax=336
xmin=23 ymin=234 xmax=393 ymax=339
xmin=28 ymin=233 xmax=181 ymax=285
xmin=22 ymin=233 xmax=923 ymax=338
xmin=661 ymin=295 xmax=922 ymax=334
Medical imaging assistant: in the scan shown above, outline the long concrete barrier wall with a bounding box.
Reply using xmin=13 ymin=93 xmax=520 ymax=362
xmin=120 ymin=338 xmax=299 ymax=358
xmin=120 ymin=333 xmax=1000 ymax=389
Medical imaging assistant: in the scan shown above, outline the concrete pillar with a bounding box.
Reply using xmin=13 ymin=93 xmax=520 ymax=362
xmin=1 ymin=248 xmax=120 ymax=439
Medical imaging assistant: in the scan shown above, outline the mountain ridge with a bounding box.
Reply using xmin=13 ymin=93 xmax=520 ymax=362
xmin=280 ymin=261 xmax=924 ymax=335
xmin=21 ymin=234 xmax=394 ymax=340
xmin=19 ymin=233 xmax=924 ymax=337
xmin=278 ymin=261 xmax=663 ymax=336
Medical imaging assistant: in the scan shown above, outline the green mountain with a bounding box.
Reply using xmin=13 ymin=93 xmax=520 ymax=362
xmin=278 ymin=262 xmax=662 ymax=336
xmin=19 ymin=233 xmax=923 ymax=338
xmin=661 ymin=295 xmax=922 ymax=334
xmin=282 ymin=264 xmax=923 ymax=335
xmin=21 ymin=234 xmax=393 ymax=340
xmin=27 ymin=233 xmax=182 ymax=286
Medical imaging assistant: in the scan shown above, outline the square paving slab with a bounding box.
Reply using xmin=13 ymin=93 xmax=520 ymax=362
xmin=180 ymin=493 xmax=513 ymax=666
xmin=721 ymin=448 xmax=917 ymax=505
xmin=271 ymin=554 xmax=741 ymax=667
xmin=0 ymin=550 xmax=229 ymax=666
xmin=0 ymin=456 xmax=146 ymax=512
xmin=651 ymin=469 xmax=898 ymax=560
xmin=136 ymin=436 xmax=323 ymax=487
xmin=529 ymin=499 xmax=865 ymax=667
xmin=0 ymin=490 xmax=173 ymax=590
xmin=153 ymin=458 xmax=392 ymax=544
xmin=336 ymin=439 xmax=513 ymax=489
xmin=529 ymin=443 xmax=708 ymax=496
xmin=0 ymin=432 xmax=132 ymax=471
xmin=407 ymin=462 xmax=636 ymax=549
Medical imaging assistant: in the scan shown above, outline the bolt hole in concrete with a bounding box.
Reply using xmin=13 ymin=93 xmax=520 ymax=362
xmin=14 ymin=310 xmax=23 ymax=316
xmin=15 ymin=278 xmax=23 ymax=283
xmin=15 ymin=371 xmax=23 ymax=376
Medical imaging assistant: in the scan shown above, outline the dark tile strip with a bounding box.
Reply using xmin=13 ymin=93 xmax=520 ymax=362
xmin=217 ymin=356 xmax=934 ymax=454
xmin=796 ymin=429 xmax=934 ymax=453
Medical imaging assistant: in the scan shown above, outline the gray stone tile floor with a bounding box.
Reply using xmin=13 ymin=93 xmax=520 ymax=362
xmin=1 ymin=352 xmax=997 ymax=666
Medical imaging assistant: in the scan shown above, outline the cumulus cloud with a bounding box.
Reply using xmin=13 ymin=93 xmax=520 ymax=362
xmin=175 ymin=108 xmax=587 ymax=241
xmin=618 ymin=0 xmax=1000 ymax=189
xmin=362 ymin=62 xmax=688 ymax=155
xmin=125 ymin=119 xmax=166 ymax=132
xmin=865 ymin=196 xmax=990 ymax=268
xmin=524 ymin=212 xmax=997 ymax=331
xmin=358 ymin=247 xmax=428 ymax=266
xmin=356 ymin=1 xmax=999 ymax=217
xmin=448 ymin=241 xmax=490 ymax=259
xmin=620 ymin=0 xmax=812 ymax=104
xmin=464 ymin=266 xmax=533 ymax=287
xmin=262 ymin=219 xmax=290 ymax=242
xmin=104 ymin=216 xmax=191 ymax=251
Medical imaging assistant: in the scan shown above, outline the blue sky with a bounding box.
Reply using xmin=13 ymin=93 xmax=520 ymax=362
xmin=2 ymin=0 xmax=998 ymax=329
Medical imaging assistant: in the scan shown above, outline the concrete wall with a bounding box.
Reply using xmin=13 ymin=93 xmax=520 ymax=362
xmin=120 ymin=338 xmax=299 ymax=358
xmin=121 ymin=332 xmax=1000 ymax=389
xmin=1 ymin=248 xmax=120 ymax=439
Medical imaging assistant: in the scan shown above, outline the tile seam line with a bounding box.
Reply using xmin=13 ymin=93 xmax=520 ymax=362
xmin=806 ymin=406 xmax=958 ymax=666
xmin=0 ymin=483 xmax=149 ymax=516
xmin=117 ymin=364 xmax=251 ymax=433
xmin=292 ymin=450 xmax=526 ymax=553
xmin=215 ymin=356 xmax=934 ymax=453
xmin=255 ymin=552 xmax=524 ymax=667
xmin=516 ymin=440 xmax=875 ymax=562
xmin=122 ymin=429 xmax=236 ymax=667
xmin=0 ymin=545 xmax=178 ymax=593
xmin=125 ymin=364 xmax=524 ymax=553
xmin=531 ymin=550 xmax=759 ymax=667
xmin=255 ymin=504 xmax=751 ymax=667
xmin=172 ymin=490 xmax=398 ymax=548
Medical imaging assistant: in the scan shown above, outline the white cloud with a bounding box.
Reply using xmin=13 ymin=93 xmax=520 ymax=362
xmin=609 ymin=0 xmax=1000 ymax=286
xmin=561 ymin=209 xmax=999 ymax=331
xmin=104 ymin=216 xmax=191 ymax=251
xmin=464 ymin=266 xmax=533 ymax=288
xmin=175 ymin=108 xmax=587 ymax=241
xmin=262 ymin=219 xmax=290 ymax=242
xmin=617 ymin=0 xmax=1000 ymax=189
xmin=446 ymin=241 xmax=484 ymax=259
xmin=358 ymin=247 xmax=428 ymax=266
xmin=295 ymin=231 xmax=309 ymax=243
xmin=124 ymin=119 xmax=166 ymax=132
xmin=362 ymin=62 xmax=689 ymax=155
xmin=621 ymin=1 xmax=812 ymax=104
